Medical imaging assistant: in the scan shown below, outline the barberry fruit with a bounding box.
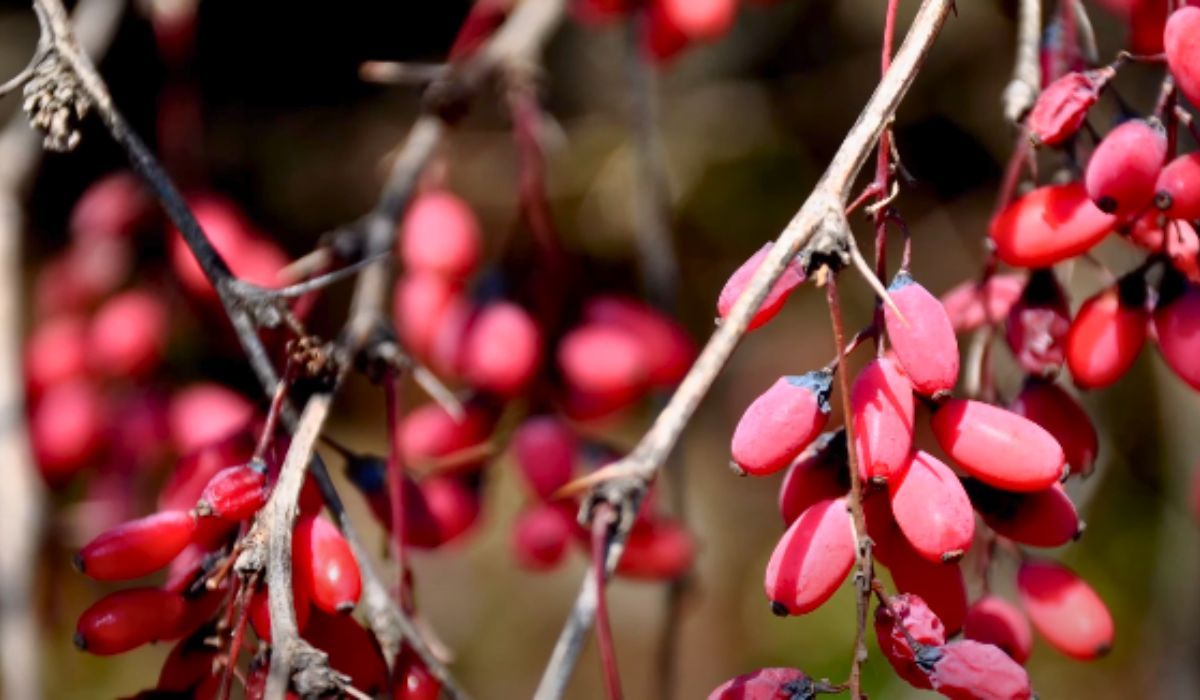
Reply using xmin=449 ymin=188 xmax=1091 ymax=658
xmin=1084 ymin=118 xmax=1166 ymax=218
xmin=77 ymin=510 xmax=197 ymax=580
xmin=931 ymin=398 xmax=1065 ymax=492
xmin=293 ymin=514 xmax=362 ymax=614
xmin=731 ymin=371 xmax=832 ymax=476
xmin=889 ymin=451 xmax=975 ymax=563
xmin=764 ymin=498 xmax=854 ymax=616
xmin=851 ymin=357 xmax=916 ymax=483
xmin=1017 ymin=559 xmax=1114 ymax=660
xmin=964 ymin=596 xmax=1033 ymax=664
xmin=884 ymin=272 xmax=960 ymax=398
xmin=989 ymin=183 xmax=1115 ymax=268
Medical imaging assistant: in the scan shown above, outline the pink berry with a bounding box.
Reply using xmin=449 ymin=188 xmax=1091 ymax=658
xmin=1155 ymin=151 xmax=1200 ymax=220
xmin=400 ymin=191 xmax=481 ymax=279
xmin=731 ymin=371 xmax=832 ymax=477
xmin=512 ymin=416 xmax=576 ymax=500
xmin=511 ymin=503 xmax=575 ymax=570
xmin=965 ymin=480 xmax=1080 ymax=548
xmin=940 ymin=274 xmax=1025 ymax=333
xmin=932 ymin=398 xmax=1065 ymax=492
xmin=764 ymin=498 xmax=854 ymax=616
xmin=889 ymin=451 xmax=975 ymax=564
xmin=198 ymin=463 xmax=269 ymax=521
xmin=24 ymin=315 xmax=89 ymax=398
xmin=393 ymin=272 xmax=462 ymax=359
xmin=1153 ymin=280 xmax=1200 ymax=390
xmin=460 ymin=301 xmax=542 ymax=397
xmin=168 ymin=383 xmax=254 ymax=456
xmin=964 ymin=596 xmax=1033 ymax=665
xmin=874 ymin=593 xmax=945 ymax=690
xmin=884 ymin=272 xmax=960 ymax=397
xmin=661 ymin=0 xmax=736 ymax=40
xmin=582 ymin=295 xmax=695 ymax=387
xmin=989 ymin=183 xmax=1116 ymax=268
xmin=778 ymin=431 xmax=849 ymax=526
xmin=1017 ymin=560 xmax=1114 ymax=660
xmin=717 ymin=243 xmax=807 ymax=332
xmin=1166 ymin=7 xmax=1200 ymax=108
xmin=398 ymin=402 xmax=493 ymax=473
xmin=69 ymin=171 xmax=153 ymax=242
xmin=88 ymin=289 xmax=169 ymax=378
xmin=1065 ymin=280 xmax=1148 ymax=389
xmin=32 ymin=379 xmax=107 ymax=483
xmin=1027 ymin=71 xmax=1105 ymax=147
xmin=707 ymin=668 xmax=818 ymax=700
xmin=558 ymin=323 xmax=650 ymax=418
xmin=928 ymin=640 xmax=1033 ymax=700
xmin=616 ymin=518 xmax=694 ymax=580
xmin=851 ymin=357 xmax=915 ymax=483
xmin=1084 ymin=119 xmax=1167 ymax=218
xmin=885 ymin=533 xmax=969 ymax=635
xmin=1009 ymin=378 xmax=1098 ymax=476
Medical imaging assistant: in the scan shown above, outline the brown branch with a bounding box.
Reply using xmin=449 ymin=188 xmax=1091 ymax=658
xmin=534 ymin=0 xmax=957 ymax=695
xmin=1002 ymin=0 xmax=1041 ymax=124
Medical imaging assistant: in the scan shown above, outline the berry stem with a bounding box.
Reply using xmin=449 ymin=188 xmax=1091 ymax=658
xmin=592 ymin=504 xmax=624 ymax=700
xmin=383 ymin=370 xmax=409 ymax=594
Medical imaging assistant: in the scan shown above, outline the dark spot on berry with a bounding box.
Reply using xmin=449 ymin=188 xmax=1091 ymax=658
xmin=73 ymin=552 xmax=85 ymax=574
xmin=1156 ymin=191 xmax=1174 ymax=211
xmin=73 ymin=631 xmax=87 ymax=651
xmin=1096 ymin=196 xmax=1118 ymax=213
xmin=771 ymin=601 xmax=790 ymax=617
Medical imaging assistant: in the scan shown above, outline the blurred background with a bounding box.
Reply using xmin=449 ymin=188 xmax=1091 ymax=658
xmin=0 ymin=0 xmax=1197 ymax=697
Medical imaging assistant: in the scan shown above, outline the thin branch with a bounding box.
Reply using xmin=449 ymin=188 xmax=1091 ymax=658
xmin=1003 ymin=0 xmax=1041 ymax=124
xmin=591 ymin=505 xmax=623 ymax=700
xmin=533 ymin=1 xmax=956 ymax=694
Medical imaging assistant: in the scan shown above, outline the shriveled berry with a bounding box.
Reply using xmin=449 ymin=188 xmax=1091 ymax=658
xmin=511 ymin=502 xmax=575 ymax=570
xmin=884 ymin=272 xmax=960 ymax=397
xmin=1004 ymin=270 xmax=1070 ymax=375
xmin=778 ymin=430 xmax=849 ymax=525
xmin=198 ymin=463 xmax=268 ymax=520
xmin=512 ymin=416 xmax=576 ymax=500
xmin=717 ymin=243 xmax=807 ymax=331
xmin=1028 ymin=71 xmax=1106 ymax=147
xmin=1153 ymin=281 xmax=1200 ymax=390
xmin=889 ymin=451 xmax=975 ymax=564
xmin=75 ymin=588 xmax=186 ymax=655
xmin=583 ymin=295 xmax=695 ymax=387
xmin=1084 ymin=118 xmax=1166 ymax=218
xmin=77 ymin=510 xmax=197 ymax=580
xmin=874 ymin=593 xmax=945 ymax=689
xmin=1155 ymin=152 xmax=1200 ymax=220
xmin=851 ymin=357 xmax=915 ymax=483
xmin=617 ymin=518 xmax=694 ymax=580
xmin=1166 ymin=7 xmax=1200 ymax=108
xmin=764 ymin=498 xmax=854 ymax=616
xmin=1017 ymin=559 xmax=1114 ymax=660
xmin=293 ymin=515 xmax=361 ymax=613
xmin=1065 ymin=280 xmax=1148 ymax=389
xmin=88 ymin=289 xmax=169 ymax=379
xmin=1010 ymin=378 xmax=1098 ymax=476
xmin=940 ymin=274 xmax=1025 ymax=333
xmin=928 ymin=639 xmax=1033 ymax=699
xmin=731 ymin=371 xmax=832 ymax=476
xmin=989 ymin=183 xmax=1116 ymax=268
xmin=964 ymin=596 xmax=1033 ymax=664
xmin=932 ymin=398 xmax=1065 ymax=492
xmin=400 ymin=191 xmax=481 ymax=279
xmin=707 ymin=667 xmax=821 ymax=700
xmin=460 ymin=301 xmax=542 ymax=397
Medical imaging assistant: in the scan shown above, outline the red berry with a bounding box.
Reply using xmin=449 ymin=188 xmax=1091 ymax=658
xmin=248 ymin=577 xmax=312 ymax=642
xmin=1155 ymin=152 xmax=1200 ymax=220
xmin=1124 ymin=210 xmax=1165 ymax=250
xmin=927 ymin=639 xmax=1033 ymax=700
xmin=511 ymin=502 xmax=575 ymax=570
xmin=77 ymin=510 xmax=197 ymax=581
xmin=885 ymin=536 xmax=969 ymax=635
xmin=989 ymin=183 xmax=1116 ymax=268
xmin=75 ymin=588 xmax=186 ymax=655
xmin=157 ymin=632 xmax=219 ymax=692
xmin=24 ymin=315 xmax=89 ymax=398
xmin=69 ymin=171 xmax=153 ymax=242
xmin=1166 ymin=219 xmax=1200 ymax=283
xmin=400 ymin=191 xmax=481 ymax=279
xmin=168 ymin=384 xmax=254 ymax=456
xmin=707 ymin=668 xmax=817 ymax=700
xmin=851 ymin=357 xmax=915 ymax=483
xmin=394 ymin=646 xmax=442 ymax=700
xmin=558 ymin=323 xmax=650 ymax=418
xmin=885 ymin=273 xmax=960 ymax=397
xmin=661 ymin=0 xmax=736 ymax=40
xmin=573 ymin=0 xmax=632 ymax=25
xmin=971 ymin=480 xmax=1080 ymax=548
xmin=1065 ymin=281 xmax=1148 ymax=389
xmin=964 ymin=596 xmax=1033 ymax=665
xmin=874 ymin=593 xmax=945 ymax=690
xmin=393 ymin=272 xmax=462 ymax=359
xmin=198 ymin=463 xmax=268 ymax=520
xmin=1027 ymin=71 xmax=1106 ymax=147
xmin=1084 ymin=118 xmax=1167 ymax=218
xmin=932 ymin=398 xmax=1065 ymax=492
xmin=1153 ymin=281 xmax=1200 ymax=390
xmin=1010 ymin=378 xmax=1098 ymax=476
xmin=399 ymin=401 xmax=493 ymax=472
xmin=32 ymin=379 xmax=107 ymax=483
xmin=304 ymin=610 xmax=389 ymax=695
xmin=88 ymin=289 xmax=169 ymax=378
xmin=582 ymin=295 xmax=695 ymax=387
xmin=643 ymin=0 xmax=690 ymax=63
xmin=293 ymin=515 xmax=362 ymax=614
xmin=764 ymin=498 xmax=854 ymax=616
xmin=512 ymin=416 xmax=576 ymax=500
xmin=35 ymin=239 xmax=130 ymax=316
xmin=731 ymin=371 xmax=832 ymax=476
xmin=159 ymin=434 xmax=254 ymax=512
xmin=1004 ymin=270 xmax=1071 ymax=375
xmin=889 ymin=451 xmax=975 ymax=564
xmin=414 ymin=475 xmax=481 ymax=548
xmin=1166 ymin=7 xmax=1200 ymax=108
xmin=170 ymin=195 xmax=286 ymax=299
xmin=460 ymin=301 xmax=542 ymax=397
xmin=778 ymin=430 xmax=849 ymax=526
xmin=1017 ymin=559 xmax=1114 ymax=660
xmin=616 ymin=518 xmax=694 ymax=580
xmin=940 ymin=274 xmax=1025 ymax=333
xmin=717 ymin=243 xmax=807 ymax=331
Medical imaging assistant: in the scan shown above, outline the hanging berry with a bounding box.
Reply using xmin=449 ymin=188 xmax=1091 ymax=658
xmin=778 ymin=430 xmax=849 ymax=526
xmin=1065 ymin=277 xmax=1148 ymax=389
xmin=717 ymin=242 xmax=807 ymax=331
xmin=75 ymin=588 xmax=186 ymax=655
xmin=1155 ymin=152 xmax=1200 ymax=220
xmin=1009 ymin=378 xmax=1099 ymax=476
xmin=931 ymin=398 xmax=1065 ymax=492
xmin=989 ymin=183 xmax=1116 ymax=268
xmin=964 ymin=596 xmax=1033 ymax=665
xmin=293 ymin=515 xmax=362 ymax=614
xmin=1084 ymin=118 xmax=1167 ymax=218
xmin=884 ymin=272 xmax=960 ymax=398
xmin=888 ymin=451 xmax=975 ymax=564
xmin=731 ymin=371 xmax=833 ymax=476
xmin=965 ymin=480 xmax=1080 ymax=548
xmin=764 ymin=498 xmax=854 ymax=616
xmin=926 ymin=640 xmax=1033 ymax=699
xmin=1017 ymin=560 xmax=1114 ymax=660
xmin=76 ymin=510 xmax=197 ymax=581
xmin=851 ymin=357 xmax=916 ymax=484
xmin=874 ymin=593 xmax=945 ymax=690
xmin=1153 ymin=279 xmax=1200 ymax=390
xmin=1004 ymin=269 xmax=1071 ymax=375
xmin=1165 ymin=7 xmax=1200 ymax=108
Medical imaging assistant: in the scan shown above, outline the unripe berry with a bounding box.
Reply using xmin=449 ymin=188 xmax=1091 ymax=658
xmin=1084 ymin=118 xmax=1167 ymax=218
xmin=75 ymin=588 xmax=186 ymax=655
xmin=24 ymin=315 xmax=88 ymax=398
xmin=512 ymin=416 xmax=576 ymax=500
xmin=583 ymin=295 xmax=695 ymax=387
xmin=304 ymin=610 xmax=389 ymax=695
xmin=989 ymin=183 xmax=1116 ymax=268
xmin=32 ymin=379 xmax=107 ymax=483
xmin=69 ymin=171 xmax=153 ymax=242
xmin=617 ymin=518 xmax=694 ymax=580
xmin=1017 ymin=559 xmax=1114 ymax=660
xmin=1009 ymin=378 xmax=1098 ymax=476
xmin=884 ymin=272 xmax=960 ymax=397
xmin=400 ymin=191 xmax=481 ymax=279
xmin=1027 ymin=71 xmax=1105 ymax=147
xmin=1153 ymin=281 xmax=1200 ymax=390
xmin=197 ymin=462 xmax=268 ymax=521
xmin=661 ymin=0 xmax=736 ymax=40
xmin=558 ymin=323 xmax=650 ymax=418
xmin=874 ymin=593 xmax=945 ymax=690
xmin=717 ymin=243 xmax=807 ymax=331
xmin=248 ymin=578 xmax=312 ymax=642
xmin=764 ymin=498 xmax=854 ymax=616
xmin=932 ymin=398 xmax=1065 ymax=492
xmin=1165 ymin=7 xmax=1200 ymax=108
xmin=889 ymin=451 xmax=975 ymax=564
xmin=1065 ymin=280 xmax=1148 ymax=389
xmin=88 ymin=289 xmax=169 ymax=378
xmin=1154 ymin=152 xmax=1200 ymax=220
xmin=940 ymin=274 xmax=1025 ymax=333
xmin=398 ymin=401 xmax=493 ymax=472
xmin=927 ymin=640 xmax=1033 ymax=700
xmin=511 ymin=503 xmax=575 ymax=570
xmin=293 ymin=515 xmax=362 ymax=614
xmin=707 ymin=668 xmax=819 ymax=700
xmin=1004 ymin=270 xmax=1070 ymax=375
xmin=167 ymin=384 xmax=254 ymax=456
xmin=851 ymin=358 xmax=915 ymax=483
xmin=77 ymin=510 xmax=197 ymax=580
xmin=731 ymin=371 xmax=832 ymax=476
xmin=778 ymin=431 xmax=849 ymax=525
xmin=392 ymin=272 xmax=462 ymax=359
xmin=964 ymin=596 xmax=1033 ymax=665
xmin=460 ymin=301 xmax=541 ymax=397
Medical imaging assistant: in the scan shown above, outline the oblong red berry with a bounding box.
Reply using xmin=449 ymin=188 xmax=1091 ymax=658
xmin=989 ymin=183 xmax=1116 ymax=268
xmin=394 ymin=645 xmax=442 ymax=700
xmin=167 ymin=383 xmax=254 ymax=456
xmin=662 ymin=0 xmax=736 ymax=40
xmin=412 ymin=475 xmax=481 ymax=548
xmin=24 ymin=315 xmax=88 ymax=399
xmin=967 ymin=480 xmax=1080 ymax=548
xmin=717 ymin=243 xmax=807 ymax=332
xmin=460 ymin=301 xmax=542 ymax=397
xmin=940 ymin=274 xmax=1025 ymax=333
xmin=1153 ymin=282 xmax=1200 ymax=390
xmin=778 ymin=430 xmax=849 ymax=526
xmin=1065 ymin=282 xmax=1148 ymax=389
xmin=1017 ymin=560 xmax=1114 ymax=660
xmin=293 ymin=515 xmax=362 ymax=614
xmin=198 ymin=463 xmax=268 ymax=521
xmin=32 ymin=378 xmax=107 ymax=483
xmin=558 ymin=323 xmax=650 ymax=418
xmin=731 ymin=371 xmax=833 ymax=476
xmin=400 ymin=191 xmax=481 ymax=279
xmin=932 ymin=398 xmax=1065 ymax=492
xmin=1010 ymin=379 xmax=1098 ymax=476
xmin=511 ymin=502 xmax=575 ymax=570
xmin=582 ymin=295 xmax=695 ymax=387
xmin=157 ymin=632 xmax=219 ymax=692
xmin=399 ymin=401 xmax=493 ymax=473
xmin=889 ymin=452 xmax=975 ymax=564
xmin=512 ymin=416 xmax=576 ymax=500
xmin=928 ymin=640 xmax=1033 ymax=700
xmin=764 ymin=498 xmax=854 ymax=616
xmin=1166 ymin=7 xmax=1200 ymax=108
xmin=851 ymin=357 xmax=915 ymax=483
xmin=77 ymin=510 xmax=197 ymax=580
xmin=1155 ymin=151 xmax=1200 ymax=220
xmin=616 ymin=518 xmax=694 ymax=580
xmin=1027 ymin=71 xmax=1105 ymax=147
xmin=70 ymin=171 xmax=152 ymax=242
xmin=159 ymin=435 xmax=254 ymax=513
xmin=249 ymin=577 xmax=312 ymax=643
xmin=1084 ymin=118 xmax=1167 ymax=218
xmin=874 ymin=593 xmax=945 ymax=690
xmin=305 ymin=610 xmax=389 ymax=695
xmin=886 ymin=537 xmax=969 ymax=634
xmin=88 ymin=289 xmax=169 ymax=379
xmin=884 ymin=273 xmax=960 ymax=397
xmin=1004 ymin=270 xmax=1070 ymax=375
xmin=75 ymin=588 xmax=186 ymax=655
xmin=964 ymin=596 xmax=1033 ymax=665
xmin=707 ymin=668 xmax=816 ymax=700
xmin=393 ymin=272 xmax=462 ymax=360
